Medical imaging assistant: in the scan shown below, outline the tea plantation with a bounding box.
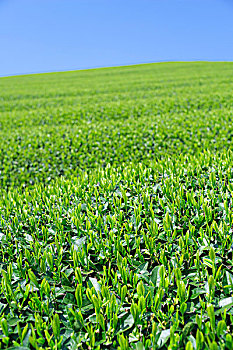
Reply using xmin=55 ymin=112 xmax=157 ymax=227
xmin=0 ymin=62 xmax=233 ymax=349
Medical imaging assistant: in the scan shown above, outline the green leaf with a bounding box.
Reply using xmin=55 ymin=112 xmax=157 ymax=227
xmin=134 ymin=341 xmax=144 ymax=350
xmin=22 ymin=329 xmax=31 ymax=347
xmin=89 ymin=277 xmax=101 ymax=293
xmin=157 ymin=329 xmax=170 ymax=348
xmin=52 ymin=314 xmax=60 ymax=339
xmin=8 ymin=318 xmax=20 ymax=326
xmin=219 ymin=297 xmax=233 ymax=309
xmin=28 ymin=270 xmax=39 ymax=288
xmin=151 ymin=266 xmax=160 ymax=286
xmin=190 ymin=288 xmax=206 ymax=300
xmin=118 ymin=314 xmax=134 ymax=333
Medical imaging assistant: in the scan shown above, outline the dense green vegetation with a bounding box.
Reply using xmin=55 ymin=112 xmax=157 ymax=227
xmin=1 ymin=62 xmax=233 ymax=349
xmin=0 ymin=62 xmax=233 ymax=188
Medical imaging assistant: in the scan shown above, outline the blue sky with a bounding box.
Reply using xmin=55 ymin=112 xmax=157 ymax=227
xmin=0 ymin=0 xmax=233 ymax=76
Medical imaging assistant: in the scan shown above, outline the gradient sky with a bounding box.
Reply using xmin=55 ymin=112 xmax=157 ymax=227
xmin=0 ymin=0 xmax=233 ymax=76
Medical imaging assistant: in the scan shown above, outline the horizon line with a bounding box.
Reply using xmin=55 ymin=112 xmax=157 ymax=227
xmin=1 ymin=59 xmax=232 ymax=79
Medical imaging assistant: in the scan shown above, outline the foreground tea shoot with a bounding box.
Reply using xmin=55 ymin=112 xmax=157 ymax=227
xmin=1 ymin=152 xmax=233 ymax=348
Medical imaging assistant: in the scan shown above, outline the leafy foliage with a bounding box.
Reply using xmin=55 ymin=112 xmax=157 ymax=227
xmin=0 ymin=63 xmax=233 ymax=349
xmin=0 ymin=62 xmax=233 ymax=188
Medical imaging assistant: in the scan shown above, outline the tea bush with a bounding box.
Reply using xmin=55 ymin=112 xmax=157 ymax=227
xmin=0 ymin=62 xmax=232 ymax=188
xmin=1 ymin=62 xmax=233 ymax=349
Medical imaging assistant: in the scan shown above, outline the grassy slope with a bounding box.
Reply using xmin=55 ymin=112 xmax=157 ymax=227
xmin=1 ymin=63 xmax=233 ymax=349
xmin=0 ymin=62 xmax=233 ymax=188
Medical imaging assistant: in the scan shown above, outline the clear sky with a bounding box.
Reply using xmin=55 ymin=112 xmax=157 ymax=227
xmin=0 ymin=0 xmax=233 ymax=76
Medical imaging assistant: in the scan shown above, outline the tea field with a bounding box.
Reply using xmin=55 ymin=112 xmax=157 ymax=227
xmin=1 ymin=62 xmax=233 ymax=349
xmin=0 ymin=62 xmax=233 ymax=188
